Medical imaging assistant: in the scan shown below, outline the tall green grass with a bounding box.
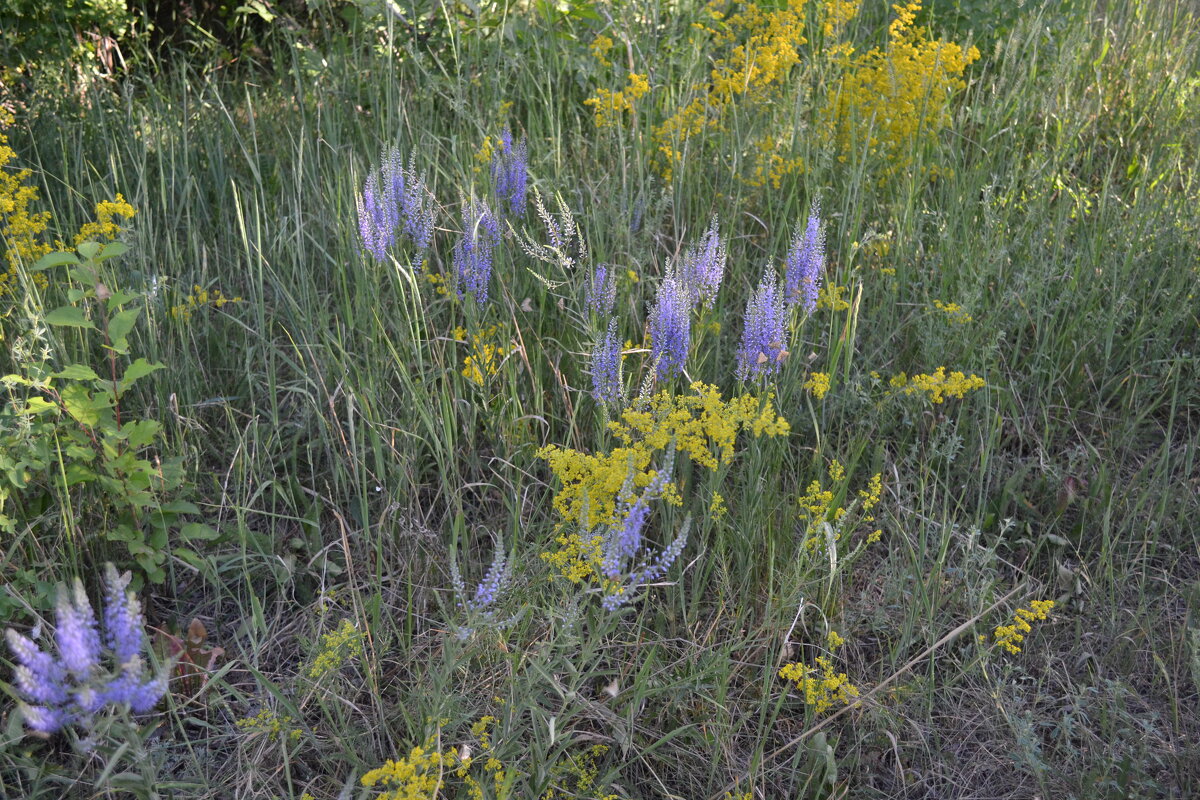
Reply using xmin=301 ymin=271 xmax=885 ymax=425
xmin=1 ymin=0 xmax=1198 ymax=797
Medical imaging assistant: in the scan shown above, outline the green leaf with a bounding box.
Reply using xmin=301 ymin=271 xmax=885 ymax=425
xmin=76 ymin=241 xmax=101 ymax=260
xmin=180 ymin=522 xmax=220 ymax=541
xmin=118 ymin=358 xmax=163 ymax=395
xmin=60 ymin=383 xmax=110 ymax=427
xmin=45 ymin=306 xmax=96 ymax=330
xmin=107 ymin=308 xmax=142 ymax=353
xmin=106 ymin=289 xmax=139 ymax=310
xmin=31 ymin=251 xmax=80 ymax=272
xmin=21 ymin=397 xmax=58 ymax=415
xmin=161 ymin=499 xmax=201 ymax=515
xmin=121 ymin=419 xmax=161 ymax=449
xmin=172 ymin=547 xmax=209 ymax=571
xmin=52 ymin=364 xmax=101 ymax=381
xmin=97 ymin=241 xmax=130 ymax=262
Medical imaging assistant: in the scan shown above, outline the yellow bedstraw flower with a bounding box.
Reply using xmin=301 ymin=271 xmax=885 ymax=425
xmin=932 ymin=299 xmax=973 ymax=324
xmin=994 ymin=600 xmax=1055 ymax=655
xmin=889 ymin=366 xmax=985 ymax=403
xmin=804 ymin=371 xmax=831 ymax=399
xmin=584 ymin=72 xmax=651 ymax=128
xmin=74 ymin=194 xmax=136 ymax=244
xmin=308 ymin=619 xmax=364 ymax=679
xmin=779 ymin=655 xmax=860 ymax=714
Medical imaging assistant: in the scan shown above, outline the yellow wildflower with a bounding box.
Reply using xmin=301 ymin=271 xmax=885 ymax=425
xmin=994 ymin=600 xmax=1055 ymax=655
xmin=779 ymin=655 xmax=860 ymax=714
xmin=804 ymin=372 xmax=831 ymax=399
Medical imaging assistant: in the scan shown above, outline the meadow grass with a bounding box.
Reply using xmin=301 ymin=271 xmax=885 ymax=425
xmin=1 ymin=0 xmax=1198 ymax=797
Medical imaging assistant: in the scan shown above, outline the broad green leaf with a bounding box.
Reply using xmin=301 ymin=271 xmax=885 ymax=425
xmin=122 ymin=419 xmax=161 ymax=449
xmin=118 ymin=358 xmax=163 ymax=394
xmin=60 ymin=384 xmax=110 ymax=427
xmin=97 ymin=241 xmax=130 ymax=262
xmin=107 ymin=308 xmax=142 ymax=353
xmin=106 ymin=289 xmax=139 ymax=310
xmin=45 ymin=306 xmax=96 ymax=330
xmin=63 ymin=463 xmax=98 ymax=486
xmin=52 ymin=364 xmax=101 ymax=381
xmin=161 ymin=499 xmax=201 ymax=515
xmin=180 ymin=522 xmax=220 ymax=541
xmin=31 ymin=251 xmax=79 ymax=272
xmin=67 ymin=288 xmax=87 ymax=302
xmin=22 ymin=397 xmax=58 ymax=415
xmin=76 ymin=241 xmax=101 ymax=260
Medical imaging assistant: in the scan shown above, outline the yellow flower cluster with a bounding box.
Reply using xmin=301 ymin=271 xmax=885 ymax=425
xmin=541 ymin=744 xmax=613 ymax=800
xmin=538 ymin=383 xmax=789 ymax=530
xmin=363 ymin=717 xmax=512 ymax=800
xmin=993 ymin=600 xmax=1054 ymax=655
xmin=73 ymin=194 xmax=136 ymax=245
xmin=655 ymin=0 xmax=821 ymax=178
xmin=798 ymin=460 xmax=882 ymax=554
xmin=308 ymin=619 xmax=365 ymax=679
xmin=453 ymin=325 xmax=508 ymax=386
xmin=804 ymin=371 xmax=831 ymax=400
xmin=778 ymin=655 xmax=860 ymax=714
xmin=816 ymin=284 xmax=851 ymax=311
xmin=584 ymin=72 xmax=651 ymax=129
xmin=589 ymin=34 xmax=615 ymax=67
xmin=170 ymin=284 xmax=243 ymax=322
xmin=0 ymin=115 xmax=51 ymax=299
xmin=235 ymin=708 xmax=302 ymax=743
xmin=932 ymin=299 xmax=973 ymax=324
xmin=362 ymin=736 xmax=450 ymax=800
xmin=888 ymin=366 xmax=985 ymax=403
xmin=822 ymin=1 xmax=980 ymax=173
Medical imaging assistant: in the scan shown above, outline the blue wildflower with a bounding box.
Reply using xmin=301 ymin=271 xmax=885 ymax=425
xmin=356 ymin=148 xmax=436 ymax=261
xmin=453 ymin=198 xmax=501 ymax=303
xmin=591 ymin=317 xmax=623 ymax=406
xmin=736 ymin=265 xmax=789 ymax=382
xmin=491 ymin=128 xmax=528 ymax=217
xmin=4 ymin=564 xmax=166 ymax=734
xmin=784 ymin=203 xmax=824 ymax=314
xmin=649 ymin=276 xmax=691 ymax=381
xmin=586 ymin=262 xmax=618 ymax=317
xmin=599 ymin=450 xmax=689 ymax=611
xmin=449 ymin=541 xmax=516 ymax=640
xmin=682 ymin=215 xmax=727 ymax=309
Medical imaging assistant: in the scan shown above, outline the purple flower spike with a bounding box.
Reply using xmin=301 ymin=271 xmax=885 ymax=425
xmin=6 ymin=629 xmax=68 ymax=707
xmin=599 ymin=450 xmax=686 ymax=611
xmin=586 ymin=263 xmax=618 ymax=317
xmin=591 ymin=318 xmax=623 ymax=406
xmin=56 ymin=580 xmax=101 ymax=680
xmin=736 ymin=265 xmax=788 ymax=382
xmin=491 ymin=129 xmax=529 ymax=217
xmin=5 ymin=563 xmax=167 ymax=734
xmin=785 ymin=203 xmax=824 ymax=314
xmin=356 ymin=148 xmax=436 ymax=260
xmin=470 ymin=546 xmax=511 ymax=611
xmin=453 ymin=198 xmax=501 ymax=303
xmin=683 ymin=215 xmax=727 ymax=309
xmin=649 ymin=276 xmax=691 ymax=381
xmin=103 ymin=564 xmax=145 ymax=665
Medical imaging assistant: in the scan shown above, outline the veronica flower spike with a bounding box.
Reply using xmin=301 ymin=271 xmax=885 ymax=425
xmin=491 ymin=128 xmax=529 ymax=217
xmin=736 ymin=265 xmax=789 ymax=382
xmin=591 ymin=317 xmax=623 ymax=406
xmin=784 ymin=201 xmax=824 ymax=314
xmin=683 ymin=215 xmax=727 ymax=309
xmin=649 ymin=275 xmax=691 ymax=381
xmin=5 ymin=564 xmax=167 ymax=734
xmin=453 ymin=198 xmax=501 ymax=303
